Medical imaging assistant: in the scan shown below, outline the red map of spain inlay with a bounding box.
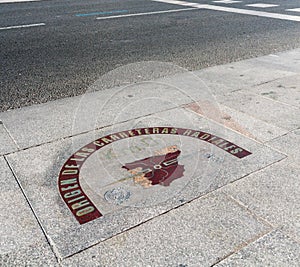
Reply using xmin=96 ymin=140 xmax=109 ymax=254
xmin=123 ymin=149 xmax=185 ymax=187
xmin=58 ymin=127 xmax=252 ymax=224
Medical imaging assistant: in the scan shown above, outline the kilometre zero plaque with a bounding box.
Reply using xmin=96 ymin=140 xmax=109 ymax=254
xmin=58 ymin=127 xmax=252 ymax=224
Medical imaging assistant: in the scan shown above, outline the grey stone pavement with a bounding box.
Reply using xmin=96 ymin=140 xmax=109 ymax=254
xmin=1 ymin=49 xmax=300 ymax=266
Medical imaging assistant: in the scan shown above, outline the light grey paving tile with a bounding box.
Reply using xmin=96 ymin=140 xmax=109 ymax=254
xmin=0 ymin=123 xmax=18 ymax=155
xmin=222 ymin=159 xmax=300 ymax=241
xmin=194 ymin=61 xmax=295 ymax=95
xmin=280 ymin=221 xmax=300 ymax=244
xmin=215 ymin=229 xmax=300 ymax=267
xmin=0 ymin=71 xmax=211 ymax=150
xmin=218 ymin=90 xmax=300 ymax=130
xmin=5 ymin=108 xmax=285 ymax=258
xmin=0 ymin=243 xmax=58 ymax=267
xmin=266 ymin=128 xmax=300 ymax=162
xmin=185 ymin=102 xmax=288 ymax=143
xmin=250 ymin=74 xmax=300 ymax=108
xmin=252 ymin=49 xmax=300 ymax=73
xmin=0 ymin=157 xmax=57 ymax=266
xmin=62 ymin=192 xmax=271 ymax=267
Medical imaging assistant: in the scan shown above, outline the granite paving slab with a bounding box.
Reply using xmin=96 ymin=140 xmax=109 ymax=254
xmin=62 ymin=192 xmax=271 ymax=267
xmin=222 ymin=159 xmax=300 ymax=242
xmin=185 ymin=102 xmax=288 ymax=143
xmin=193 ymin=60 xmax=296 ymax=95
xmin=266 ymin=128 xmax=300 ymax=162
xmin=218 ymin=90 xmax=300 ymax=130
xmin=5 ymin=107 xmax=285 ymax=258
xmin=215 ymin=229 xmax=300 ymax=267
xmin=250 ymin=74 xmax=300 ymax=108
xmin=0 ymin=157 xmax=57 ymax=266
xmin=251 ymin=48 xmax=300 ymax=73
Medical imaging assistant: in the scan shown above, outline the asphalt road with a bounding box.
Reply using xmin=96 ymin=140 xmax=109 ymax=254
xmin=1 ymin=0 xmax=300 ymax=111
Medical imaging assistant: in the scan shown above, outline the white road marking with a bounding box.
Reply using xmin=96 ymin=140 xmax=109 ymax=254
xmin=0 ymin=23 xmax=45 ymax=30
xmin=246 ymin=3 xmax=279 ymax=8
xmin=148 ymin=0 xmax=201 ymax=7
xmin=96 ymin=8 xmax=202 ymax=20
xmin=286 ymin=8 xmax=300 ymax=13
xmin=0 ymin=0 xmax=40 ymax=3
xmin=213 ymin=0 xmax=241 ymax=4
xmin=152 ymin=0 xmax=300 ymax=22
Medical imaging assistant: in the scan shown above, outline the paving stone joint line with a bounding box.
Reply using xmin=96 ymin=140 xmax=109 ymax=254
xmin=220 ymin=94 xmax=299 ymax=129
xmin=254 ymin=91 xmax=300 ymax=109
xmin=1 ymin=121 xmax=20 ymax=150
xmin=253 ymin=75 xmax=295 ymax=87
xmin=267 ymin=127 xmax=300 ymax=143
xmin=263 ymin=141 xmax=290 ymax=156
xmin=62 ymin=190 xmax=220 ymax=260
xmin=237 ymin=89 xmax=300 ymax=109
xmin=223 ymin=192 xmax=275 ymax=228
xmin=279 ymin=228 xmax=300 ymax=245
xmin=3 ymin=156 xmax=61 ymax=263
xmin=210 ymin=228 xmax=276 ymax=266
xmin=224 ymin=155 xmax=287 ymax=189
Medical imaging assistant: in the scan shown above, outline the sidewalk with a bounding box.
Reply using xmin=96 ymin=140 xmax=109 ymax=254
xmin=1 ymin=49 xmax=299 ymax=266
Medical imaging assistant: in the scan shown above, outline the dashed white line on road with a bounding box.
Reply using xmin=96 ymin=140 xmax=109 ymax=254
xmin=0 ymin=23 xmax=45 ymax=30
xmin=286 ymin=8 xmax=300 ymax=13
xmin=152 ymin=0 xmax=300 ymax=22
xmin=151 ymin=0 xmax=200 ymax=7
xmin=96 ymin=8 xmax=201 ymax=20
xmin=246 ymin=3 xmax=279 ymax=8
xmin=0 ymin=0 xmax=40 ymax=3
xmin=213 ymin=0 xmax=241 ymax=4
